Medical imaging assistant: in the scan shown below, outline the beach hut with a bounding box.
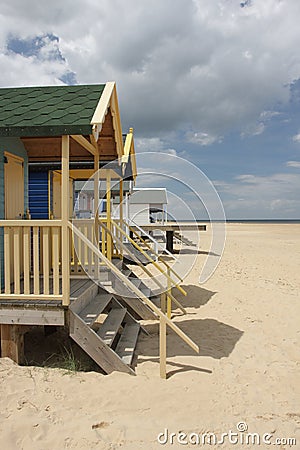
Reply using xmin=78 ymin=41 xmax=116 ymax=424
xmin=0 ymin=83 xmax=198 ymax=378
xmin=128 ymin=188 xmax=168 ymax=226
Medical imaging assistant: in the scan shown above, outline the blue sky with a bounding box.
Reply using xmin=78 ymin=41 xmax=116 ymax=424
xmin=0 ymin=0 xmax=299 ymax=219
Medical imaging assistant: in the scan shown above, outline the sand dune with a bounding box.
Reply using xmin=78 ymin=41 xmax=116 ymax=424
xmin=0 ymin=224 xmax=299 ymax=449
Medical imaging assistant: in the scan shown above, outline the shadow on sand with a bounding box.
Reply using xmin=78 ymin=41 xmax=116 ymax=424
xmin=137 ymin=283 xmax=244 ymax=377
xmin=174 ymin=248 xmax=221 ymax=256
xmin=171 ymin=284 xmax=217 ymax=309
xmin=138 ymin=317 xmax=243 ymax=360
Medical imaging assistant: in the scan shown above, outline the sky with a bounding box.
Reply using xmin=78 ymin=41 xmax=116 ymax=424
xmin=0 ymin=0 xmax=300 ymax=219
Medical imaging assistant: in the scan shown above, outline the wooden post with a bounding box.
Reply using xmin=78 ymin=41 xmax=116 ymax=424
xmin=160 ymin=292 xmax=167 ymax=379
xmin=106 ymin=171 xmax=112 ymax=261
xmin=119 ymin=179 xmax=123 ymax=257
xmin=94 ymin=153 xmax=99 ymax=277
xmin=167 ymin=267 xmax=172 ymax=319
xmin=166 ymin=230 xmax=174 ymax=253
xmin=1 ymin=324 xmax=25 ymax=364
xmin=61 ymin=135 xmax=70 ymax=306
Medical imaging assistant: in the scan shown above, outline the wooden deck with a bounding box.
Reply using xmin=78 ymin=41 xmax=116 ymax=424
xmin=0 ymin=278 xmax=92 ymax=307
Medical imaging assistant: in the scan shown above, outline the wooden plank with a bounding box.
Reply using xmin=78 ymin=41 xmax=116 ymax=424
xmin=23 ymin=226 xmax=30 ymax=294
xmin=119 ymin=179 xmax=123 ymax=257
xmin=115 ymin=322 xmax=140 ymax=366
xmin=160 ymin=317 xmax=167 ymax=379
xmin=70 ymin=280 xmax=98 ymax=314
xmin=94 ymin=153 xmax=100 ymax=276
xmin=106 ymin=172 xmax=112 ymax=260
xmin=52 ymin=227 xmax=60 ymax=295
xmin=33 ymin=226 xmax=40 ymax=294
xmin=0 ymin=309 xmax=64 ymax=326
xmin=91 ymin=82 xmax=114 ymax=128
xmin=167 ymin=267 xmax=172 ymax=319
xmin=0 ymin=220 xmax=62 ymax=227
xmin=1 ymin=324 xmax=24 ymax=364
xmin=112 ymin=287 xmax=156 ymax=320
xmin=61 ymin=135 xmax=70 ymax=306
xmin=97 ymin=307 xmax=127 ymax=347
xmin=166 ymin=230 xmax=174 ymax=253
xmin=43 ymin=227 xmax=50 ymax=295
xmin=69 ymin=311 xmax=135 ymax=375
xmin=4 ymin=228 xmax=11 ymax=294
xmin=13 ymin=228 xmax=21 ymax=294
xmin=110 ymin=85 xmax=124 ymax=160
xmin=79 ymin=293 xmax=112 ymax=326
xmin=71 ymin=135 xmax=97 ymax=156
xmin=0 ymin=294 xmax=63 ymax=300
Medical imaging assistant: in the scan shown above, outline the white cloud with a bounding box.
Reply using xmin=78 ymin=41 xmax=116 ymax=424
xmin=286 ymin=161 xmax=300 ymax=168
xmin=241 ymin=122 xmax=265 ymax=138
xmin=215 ymin=171 xmax=300 ymax=218
xmin=292 ymin=133 xmax=300 ymax=143
xmin=0 ymin=0 xmax=300 ymax=139
xmin=186 ymin=131 xmax=222 ymax=146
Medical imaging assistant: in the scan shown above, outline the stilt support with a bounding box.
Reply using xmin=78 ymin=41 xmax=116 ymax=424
xmin=1 ymin=324 xmax=25 ymax=364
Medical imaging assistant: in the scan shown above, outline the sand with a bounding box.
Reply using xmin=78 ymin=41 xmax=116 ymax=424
xmin=0 ymin=223 xmax=299 ymax=449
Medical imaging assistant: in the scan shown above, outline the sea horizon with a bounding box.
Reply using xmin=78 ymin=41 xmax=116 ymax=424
xmin=174 ymin=219 xmax=300 ymax=224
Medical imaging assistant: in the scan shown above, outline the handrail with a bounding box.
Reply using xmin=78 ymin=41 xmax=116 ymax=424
xmin=122 ymin=218 xmax=184 ymax=283
xmin=0 ymin=220 xmax=62 ymax=227
xmin=128 ymin=217 xmax=175 ymax=259
xmin=69 ymin=221 xmax=198 ymax=352
xmin=110 ymin=218 xmax=187 ymax=297
xmin=97 ymin=217 xmax=186 ymax=314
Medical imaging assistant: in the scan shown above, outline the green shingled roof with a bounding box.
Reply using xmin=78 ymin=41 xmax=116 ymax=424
xmin=0 ymin=84 xmax=106 ymax=137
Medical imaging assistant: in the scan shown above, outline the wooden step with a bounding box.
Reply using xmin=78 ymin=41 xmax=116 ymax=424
xmin=122 ymin=269 xmax=132 ymax=277
xmin=150 ymin=295 xmax=160 ymax=307
xmin=140 ymin=286 xmax=151 ymax=298
xmin=97 ymin=308 xmax=127 ymax=347
xmin=130 ymin=278 xmax=141 ymax=289
xmin=112 ymin=258 xmax=123 ymax=270
xmin=123 ymin=242 xmax=155 ymax=265
xmin=69 ymin=311 xmax=135 ymax=375
xmin=115 ymin=323 xmax=140 ymax=366
xmin=79 ymin=293 xmax=112 ymax=326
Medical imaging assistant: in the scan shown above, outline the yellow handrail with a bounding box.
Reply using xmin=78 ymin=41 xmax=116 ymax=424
xmin=70 ymin=221 xmax=198 ymax=351
xmin=121 ymin=218 xmax=184 ymax=282
xmin=96 ymin=217 xmax=186 ymax=314
xmin=111 ymin=219 xmax=187 ymax=297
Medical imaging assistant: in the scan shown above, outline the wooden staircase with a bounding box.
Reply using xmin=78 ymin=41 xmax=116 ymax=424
xmin=69 ymin=286 xmax=143 ymax=375
xmin=174 ymin=231 xmax=197 ymax=247
xmin=123 ymin=241 xmax=157 ymax=264
xmin=97 ymin=259 xmax=159 ymax=320
xmin=69 ymin=222 xmax=198 ymax=378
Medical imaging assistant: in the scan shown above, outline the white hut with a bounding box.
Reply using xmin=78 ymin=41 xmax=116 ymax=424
xmin=128 ymin=188 xmax=168 ymax=226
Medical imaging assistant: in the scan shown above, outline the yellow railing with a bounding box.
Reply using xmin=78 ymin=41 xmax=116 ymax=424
xmin=121 ymin=218 xmax=184 ymax=283
xmin=0 ymin=220 xmax=63 ymax=301
xmin=69 ymin=221 xmax=198 ymax=378
xmin=97 ymin=219 xmax=186 ymax=316
xmin=111 ymin=219 xmax=187 ymax=297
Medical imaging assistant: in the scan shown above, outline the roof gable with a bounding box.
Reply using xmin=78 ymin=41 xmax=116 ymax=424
xmin=0 ymin=84 xmax=105 ymax=137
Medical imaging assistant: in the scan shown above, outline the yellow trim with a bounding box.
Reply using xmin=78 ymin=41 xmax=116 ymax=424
xmin=54 ymin=168 xmax=121 ymax=181
xmin=122 ymin=128 xmax=137 ymax=182
xmin=91 ymin=81 xmax=115 ymax=127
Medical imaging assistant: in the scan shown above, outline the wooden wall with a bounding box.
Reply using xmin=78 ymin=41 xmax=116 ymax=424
xmin=0 ymin=138 xmax=28 ymax=290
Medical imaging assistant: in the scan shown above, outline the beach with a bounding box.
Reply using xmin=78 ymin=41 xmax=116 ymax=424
xmin=0 ymin=223 xmax=299 ymax=449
